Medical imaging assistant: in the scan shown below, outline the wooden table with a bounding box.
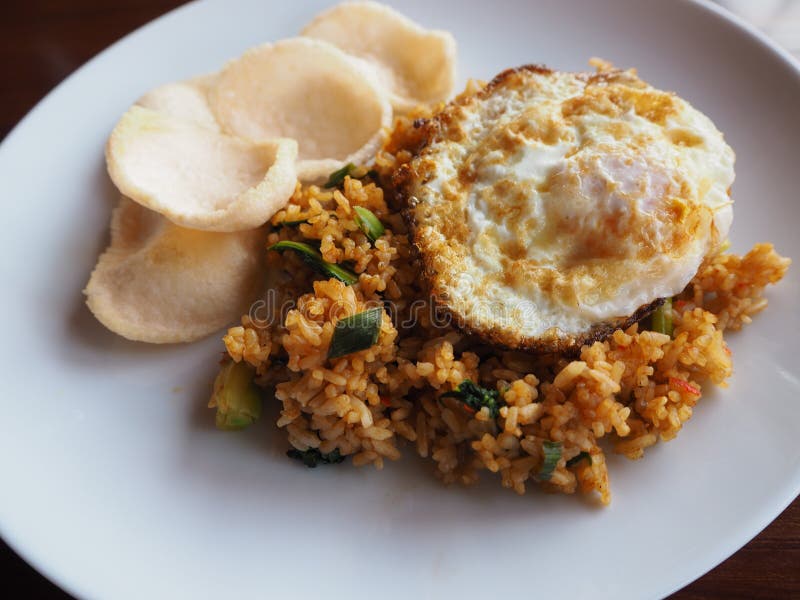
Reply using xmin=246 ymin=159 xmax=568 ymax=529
xmin=1 ymin=1 xmax=797 ymax=598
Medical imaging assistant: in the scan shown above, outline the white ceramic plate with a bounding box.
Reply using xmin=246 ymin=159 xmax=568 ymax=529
xmin=1 ymin=1 xmax=798 ymax=598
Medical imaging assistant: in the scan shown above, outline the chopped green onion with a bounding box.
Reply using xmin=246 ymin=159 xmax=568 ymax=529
xmin=268 ymin=240 xmax=357 ymax=285
xmin=353 ymin=206 xmax=385 ymax=243
xmin=209 ymin=360 xmax=262 ymax=431
xmin=287 ymin=447 xmax=345 ymax=468
xmin=322 ymin=163 xmax=354 ymax=188
xmin=537 ymin=441 xmax=563 ymax=481
xmin=650 ymin=297 xmax=673 ymax=337
xmin=327 ymin=307 xmax=383 ymax=359
xmin=324 ymin=163 xmax=355 ymax=188
xmin=566 ymin=451 xmax=592 ymax=468
xmin=441 ymin=380 xmax=505 ymax=418
xmin=718 ymin=238 xmax=731 ymax=253
xmin=323 ymin=163 xmax=373 ymax=188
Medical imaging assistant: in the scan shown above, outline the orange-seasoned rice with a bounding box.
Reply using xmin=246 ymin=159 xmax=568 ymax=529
xmin=216 ymin=107 xmax=791 ymax=506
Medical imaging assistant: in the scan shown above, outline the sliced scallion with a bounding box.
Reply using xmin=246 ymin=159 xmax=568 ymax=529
xmin=268 ymin=240 xmax=357 ymax=285
xmin=353 ymin=206 xmax=385 ymax=243
xmin=324 ymin=163 xmax=355 ymax=188
xmin=650 ymin=297 xmax=673 ymax=337
xmin=537 ymin=441 xmax=563 ymax=481
xmin=566 ymin=451 xmax=592 ymax=468
xmin=327 ymin=307 xmax=383 ymax=359
xmin=323 ymin=163 xmax=373 ymax=189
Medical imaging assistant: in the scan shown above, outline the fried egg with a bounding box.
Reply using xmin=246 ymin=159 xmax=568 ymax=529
xmin=396 ymin=65 xmax=735 ymax=352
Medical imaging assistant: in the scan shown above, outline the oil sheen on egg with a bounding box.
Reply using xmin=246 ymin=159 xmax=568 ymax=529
xmin=396 ymin=65 xmax=735 ymax=352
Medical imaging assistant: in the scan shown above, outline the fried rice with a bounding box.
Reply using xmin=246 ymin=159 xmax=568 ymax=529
xmin=218 ymin=104 xmax=791 ymax=505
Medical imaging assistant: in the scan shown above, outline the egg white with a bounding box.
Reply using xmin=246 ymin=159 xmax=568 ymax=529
xmin=405 ymin=67 xmax=735 ymax=345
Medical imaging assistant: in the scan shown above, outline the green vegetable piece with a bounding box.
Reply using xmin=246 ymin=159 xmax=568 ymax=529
xmin=323 ymin=163 xmax=372 ymax=188
xmin=441 ymin=379 xmax=505 ymax=418
xmin=323 ymin=163 xmax=356 ymax=188
xmin=287 ymin=447 xmax=346 ymax=468
xmin=718 ymin=238 xmax=731 ymax=253
xmin=566 ymin=451 xmax=592 ymax=468
xmin=537 ymin=441 xmax=563 ymax=481
xmin=210 ymin=360 xmax=262 ymax=431
xmin=353 ymin=206 xmax=385 ymax=243
xmin=327 ymin=307 xmax=383 ymax=359
xmin=651 ymin=297 xmax=674 ymax=337
xmin=268 ymin=240 xmax=357 ymax=285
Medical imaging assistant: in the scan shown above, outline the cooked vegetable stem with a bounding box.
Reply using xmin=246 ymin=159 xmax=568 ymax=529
xmin=328 ymin=307 xmax=383 ymax=359
xmin=537 ymin=441 xmax=562 ymax=481
xmin=651 ymin=297 xmax=673 ymax=337
xmin=353 ymin=206 xmax=385 ymax=243
xmin=268 ymin=240 xmax=357 ymax=285
xmin=323 ymin=163 xmax=371 ymax=188
xmin=324 ymin=163 xmax=356 ymax=188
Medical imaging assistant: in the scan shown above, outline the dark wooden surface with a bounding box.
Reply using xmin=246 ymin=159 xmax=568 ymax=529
xmin=0 ymin=1 xmax=797 ymax=598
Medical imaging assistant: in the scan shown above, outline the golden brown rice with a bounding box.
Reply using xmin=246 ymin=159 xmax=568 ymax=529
xmin=218 ymin=107 xmax=791 ymax=505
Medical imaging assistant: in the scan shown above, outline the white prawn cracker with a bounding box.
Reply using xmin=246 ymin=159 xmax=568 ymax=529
xmin=84 ymin=198 xmax=266 ymax=344
xmin=301 ymin=1 xmax=457 ymax=112
xmin=209 ymin=37 xmax=392 ymax=182
xmin=106 ymin=106 xmax=298 ymax=232
xmin=136 ymin=76 xmax=219 ymax=130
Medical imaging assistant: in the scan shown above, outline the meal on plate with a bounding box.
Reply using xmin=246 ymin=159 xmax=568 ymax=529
xmin=84 ymin=1 xmax=790 ymax=504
